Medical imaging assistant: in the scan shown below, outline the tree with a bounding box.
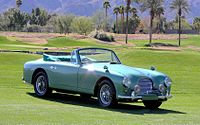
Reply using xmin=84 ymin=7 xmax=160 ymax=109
xmin=1 ymin=8 xmax=29 ymax=31
xmin=165 ymin=17 xmax=192 ymax=31
xmin=193 ymin=17 xmax=200 ymax=34
xmin=136 ymin=0 xmax=164 ymax=44
xmin=128 ymin=15 xmax=140 ymax=34
xmin=129 ymin=7 xmax=137 ymax=17
xmin=92 ymin=10 xmax=106 ymax=30
xmin=119 ymin=5 xmax=125 ymax=34
xmin=71 ymin=16 xmax=94 ymax=35
xmin=57 ymin=15 xmax=74 ymax=34
xmin=113 ymin=7 xmax=120 ymax=33
xmin=0 ymin=13 xmax=10 ymax=31
xmin=30 ymin=8 xmax=50 ymax=26
xmin=155 ymin=7 xmax=164 ymax=33
xmin=38 ymin=9 xmax=51 ymax=26
xmin=16 ymin=0 xmax=22 ymax=9
xmin=125 ymin=0 xmax=131 ymax=44
xmin=170 ymin=0 xmax=190 ymax=46
xmin=103 ymin=0 xmax=111 ymax=32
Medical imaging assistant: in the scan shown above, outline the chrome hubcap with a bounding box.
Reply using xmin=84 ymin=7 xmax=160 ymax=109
xmin=100 ymin=84 xmax=112 ymax=105
xmin=36 ymin=76 xmax=47 ymax=95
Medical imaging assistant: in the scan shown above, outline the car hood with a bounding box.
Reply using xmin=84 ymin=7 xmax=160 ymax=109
xmin=92 ymin=63 xmax=166 ymax=79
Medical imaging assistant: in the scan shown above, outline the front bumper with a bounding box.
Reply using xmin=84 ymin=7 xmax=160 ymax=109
xmin=118 ymin=94 xmax=172 ymax=101
xmin=22 ymin=77 xmax=31 ymax=85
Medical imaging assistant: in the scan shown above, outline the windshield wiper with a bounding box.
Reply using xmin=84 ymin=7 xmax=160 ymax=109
xmin=110 ymin=61 xmax=119 ymax=64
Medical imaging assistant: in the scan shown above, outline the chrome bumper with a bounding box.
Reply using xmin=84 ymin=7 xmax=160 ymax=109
xmin=22 ymin=77 xmax=31 ymax=85
xmin=118 ymin=94 xmax=172 ymax=100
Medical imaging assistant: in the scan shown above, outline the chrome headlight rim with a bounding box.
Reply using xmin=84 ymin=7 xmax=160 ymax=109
xmin=123 ymin=76 xmax=131 ymax=88
xmin=165 ymin=77 xmax=172 ymax=87
xmin=159 ymin=84 xmax=165 ymax=93
xmin=134 ymin=85 xmax=141 ymax=94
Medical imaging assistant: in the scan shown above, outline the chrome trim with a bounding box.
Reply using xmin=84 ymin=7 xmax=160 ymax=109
xmin=138 ymin=78 xmax=153 ymax=95
xmin=22 ymin=79 xmax=32 ymax=85
xmin=158 ymin=95 xmax=172 ymax=99
xmin=118 ymin=95 xmax=172 ymax=100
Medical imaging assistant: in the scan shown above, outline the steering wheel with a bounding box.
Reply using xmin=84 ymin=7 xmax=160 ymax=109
xmin=82 ymin=58 xmax=92 ymax=64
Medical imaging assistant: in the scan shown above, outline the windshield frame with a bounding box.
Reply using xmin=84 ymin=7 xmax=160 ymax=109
xmin=77 ymin=48 xmax=121 ymax=64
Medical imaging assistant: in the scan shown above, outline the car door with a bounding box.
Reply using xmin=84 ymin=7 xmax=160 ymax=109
xmin=49 ymin=62 xmax=79 ymax=91
xmin=77 ymin=64 xmax=100 ymax=94
xmin=48 ymin=52 xmax=79 ymax=91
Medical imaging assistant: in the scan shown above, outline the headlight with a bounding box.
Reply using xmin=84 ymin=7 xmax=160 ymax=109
xmin=123 ymin=76 xmax=131 ymax=88
xmin=159 ymin=84 xmax=165 ymax=92
xmin=165 ymin=77 xmax=172 ymax=87
xmin=134 ymin=85 xmax=140 ymax=94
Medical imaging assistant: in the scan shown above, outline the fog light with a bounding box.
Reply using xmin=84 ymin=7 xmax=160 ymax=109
xmin=131 ymin=91 xmax=135 ymax=97
xmin=159 ymin=84 xmax=165 ymax=93
xmin=134 ymin=85 xmax=140 ymax=94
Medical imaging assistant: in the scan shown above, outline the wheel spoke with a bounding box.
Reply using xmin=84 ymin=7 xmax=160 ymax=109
xmin=100 ymin=84 xmax=112 ymax=105
xmin=36 ymin=75 xmax=47 ymax=95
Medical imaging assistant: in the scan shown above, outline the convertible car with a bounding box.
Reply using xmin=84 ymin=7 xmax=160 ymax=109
xmin=23 ymin=48 xmax=172 ymax=109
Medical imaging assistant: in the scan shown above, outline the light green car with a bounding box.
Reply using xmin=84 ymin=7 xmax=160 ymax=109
xmin=23 ymin=48 xmax=172 ymax=109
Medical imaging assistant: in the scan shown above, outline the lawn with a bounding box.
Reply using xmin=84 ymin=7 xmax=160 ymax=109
xmin=0 ymin=36 xmax=112 ymax=51
xmin=129 ymin=34 xmax=200 ymax=47
xmin=0 ymin=33 xmax=200 ymax=124
xmin=0 ymin=48 xmax=200 ymax=125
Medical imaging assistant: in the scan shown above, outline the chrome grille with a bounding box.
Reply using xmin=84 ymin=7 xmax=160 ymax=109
xmin=138 ymin=78 xmax=153 ymax=95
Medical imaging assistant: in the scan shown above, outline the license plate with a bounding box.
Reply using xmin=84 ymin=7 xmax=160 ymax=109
xmin=142 ymin=94 xmax=158 ymax=101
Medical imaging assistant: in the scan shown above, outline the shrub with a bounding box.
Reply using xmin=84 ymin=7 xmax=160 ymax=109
xmin=89 ymin=30 xmax=115 ymax=42
xmin=23 ymin=25 xmax=42 ymax=32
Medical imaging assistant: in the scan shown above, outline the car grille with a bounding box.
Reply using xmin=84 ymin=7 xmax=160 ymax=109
xmin=138 ymin=78 xmax=153 ymax=95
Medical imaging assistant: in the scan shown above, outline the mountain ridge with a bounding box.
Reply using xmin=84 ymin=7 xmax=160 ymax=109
xmin=0 ymin=0 xmax=199 ymax=23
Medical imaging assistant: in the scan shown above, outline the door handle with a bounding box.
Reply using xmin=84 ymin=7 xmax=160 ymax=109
xmin=50 ymin=66 xmax=56 ymax=70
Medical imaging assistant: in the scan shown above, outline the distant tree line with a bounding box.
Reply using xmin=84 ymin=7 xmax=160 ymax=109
xmin=0 ymin=7 xmax=94 ymax=35
xmin=103 ymin=0 xmax=200 ymax=46
xmin=0 ymin=0 xmax=200 ymax=46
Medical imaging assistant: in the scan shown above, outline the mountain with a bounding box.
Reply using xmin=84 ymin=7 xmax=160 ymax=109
xmin=0 ymin=0 xmax=200 ymax=23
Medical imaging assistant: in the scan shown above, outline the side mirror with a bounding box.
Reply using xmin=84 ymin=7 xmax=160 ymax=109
xmin=104 ymin=65 xmax=109 ymax=72
xmin=150 ymin=66 xmax=156 ymax=71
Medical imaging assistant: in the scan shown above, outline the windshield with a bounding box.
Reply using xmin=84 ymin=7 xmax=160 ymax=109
xmin=78 ymin=48 xmax=120 ymax=64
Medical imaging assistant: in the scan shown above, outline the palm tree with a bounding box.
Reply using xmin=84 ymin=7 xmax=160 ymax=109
xmin=193 ymin=17 xmax=200 ymax=34
xmin=129 ymin=7 xmax=137 ymax=17
xmin=125 ymin=0 xmax=131 ymax=44
xmin=136 ymin=0 xmax=164 ymax=44
xmin=113 ymin=7 xmax=120 ymax=33
xmin=119 ymin=5 xmax=125 ymax=34
xmin=103 ymin=0 xmax=111 ymax=32
xmin=16 ymin=0 xmax=22 ymax=9
xmin=155 ymin=7 xmax=164 ymax=33
xmin=170 ymin=0 xmax=189 ymax=46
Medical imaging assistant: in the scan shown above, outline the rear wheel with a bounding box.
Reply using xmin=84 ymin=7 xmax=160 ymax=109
xmin=97 ymin=80 xmax=117 ymax=107
xmin=143 ymin=101 xmax=162 ymax=109
xmin=33 ymin=72 xmax=52 ymax=97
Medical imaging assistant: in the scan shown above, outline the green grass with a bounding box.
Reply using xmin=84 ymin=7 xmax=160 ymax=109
xmin=46 ymin=37 xmax=100 ymax=47
xmin=0 ymin=50 xmax=200 ymax=125
xmin=1 ymin=34 xmax=200 ymax=52
xmin=0 ymin=36 xmax=113 ymax=51
xmin=129 ymin=35 xmax=200 ymax=47
xmin=1 ymin=33 xmax=200 ymax=124
xmin=0 ymin=36 xmax=44 ymax=51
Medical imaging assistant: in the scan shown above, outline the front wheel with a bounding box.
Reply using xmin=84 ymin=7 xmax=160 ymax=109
xmin=97 ymin=80 xmax=117 ymax=107
xmin=143 ymin=101 xmax=162 ymax=109
xmin=33 ymin=72 xmax=52 ymax=97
